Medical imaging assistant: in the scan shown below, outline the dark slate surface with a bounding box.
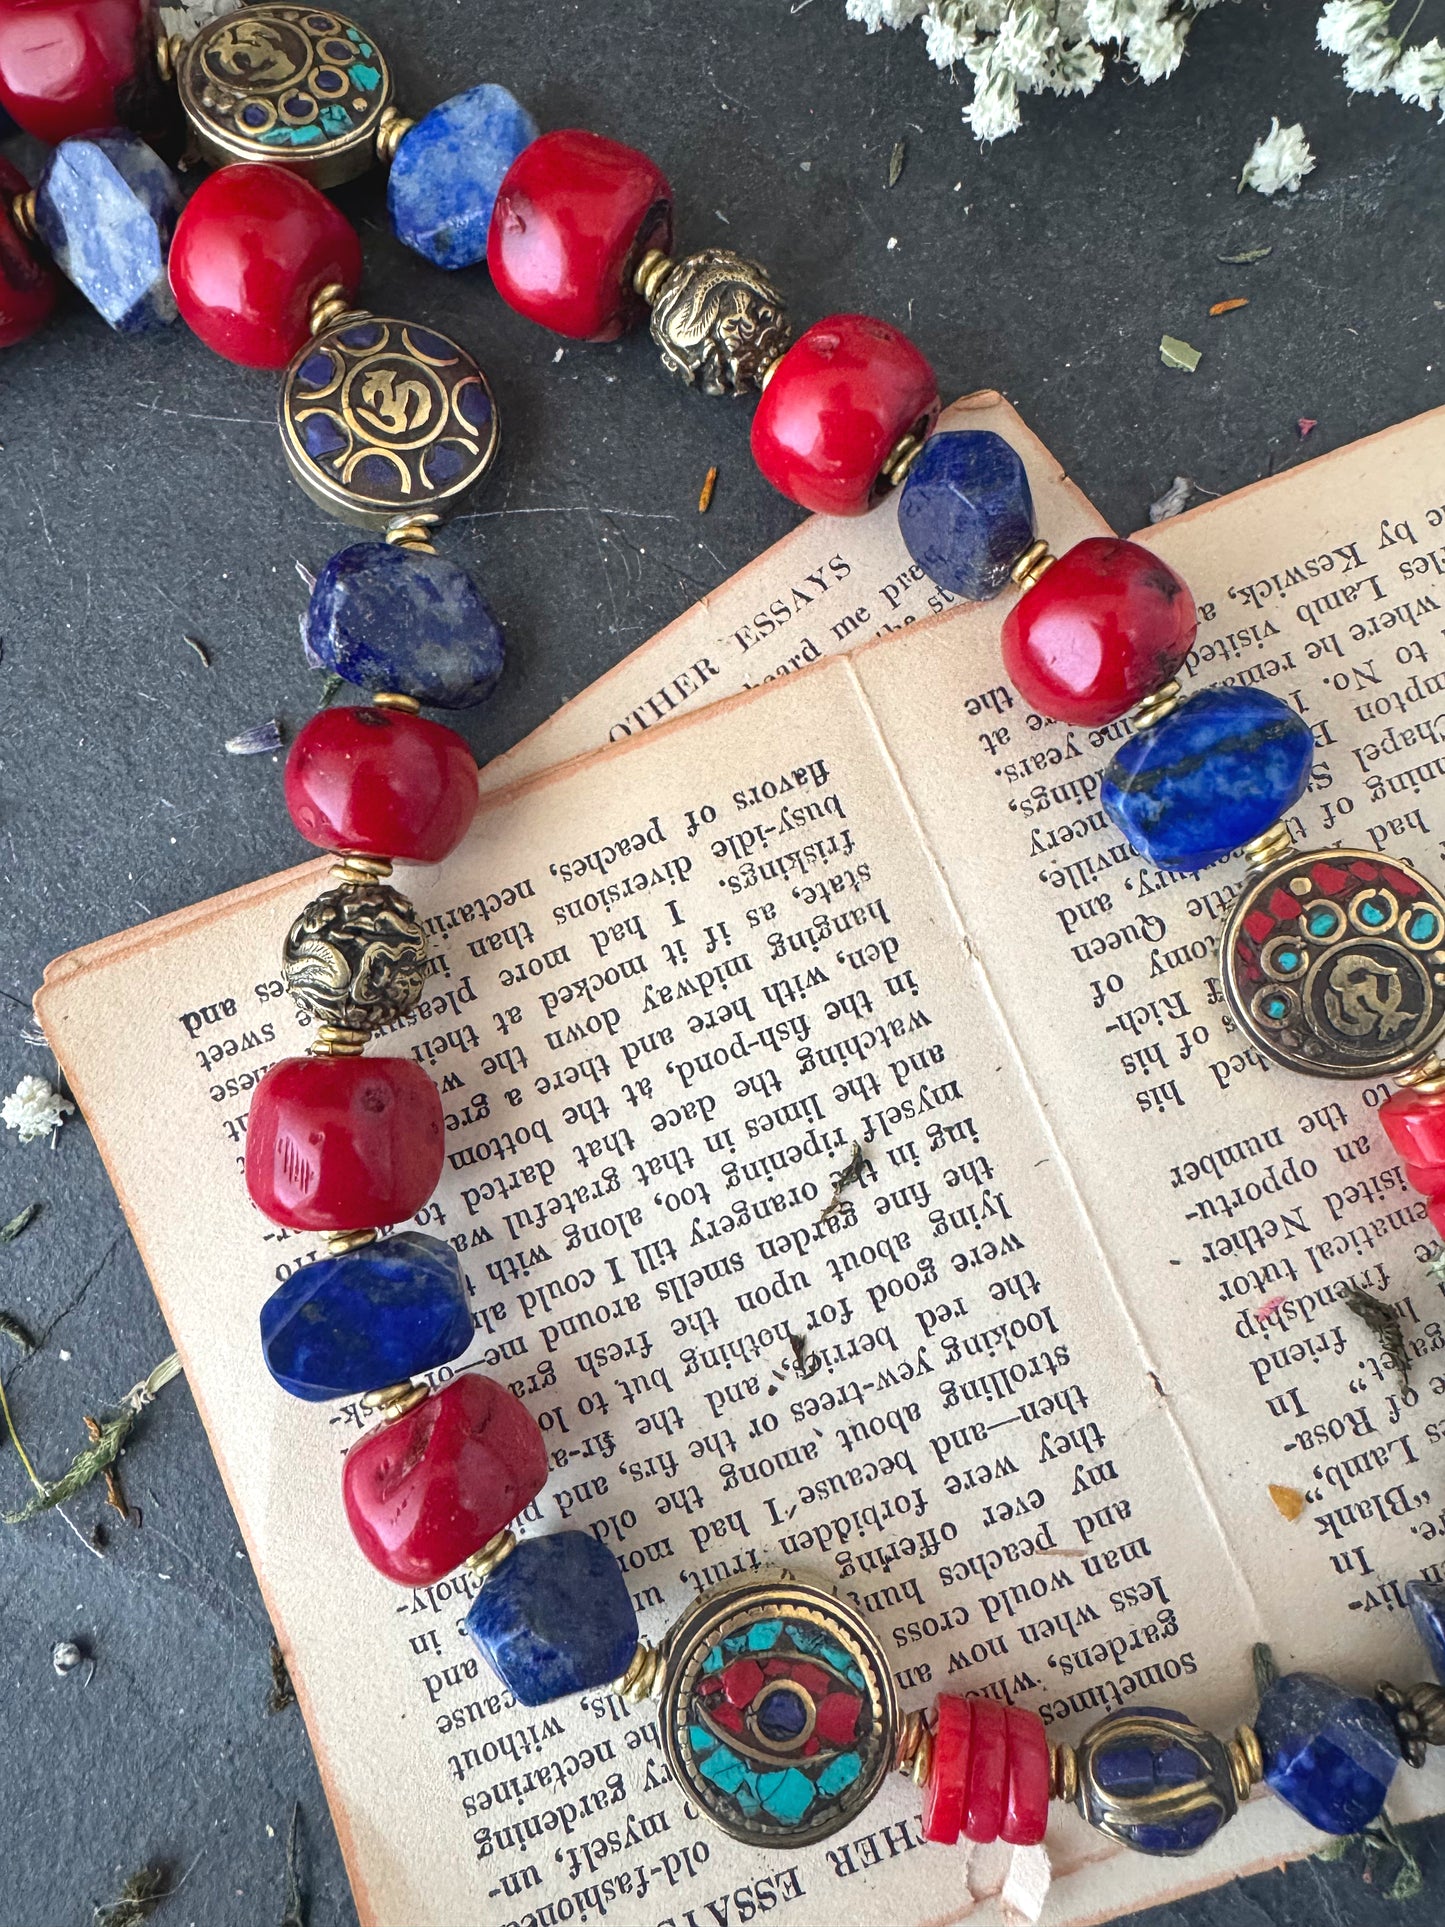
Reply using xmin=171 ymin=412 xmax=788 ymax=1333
xmin=1 ymin=2 xmax=1442 ymax=1923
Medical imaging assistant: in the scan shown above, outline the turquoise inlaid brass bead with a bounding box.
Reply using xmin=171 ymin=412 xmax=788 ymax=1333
xmin=1073 ymin=1708 xmax=1238 ymax=1856
xmin=658 ymin=1580 xmax=896 ymax=1847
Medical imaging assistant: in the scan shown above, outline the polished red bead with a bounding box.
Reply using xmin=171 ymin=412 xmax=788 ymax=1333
xmin=1406 ymin=1159 xmax=1445 ymax=1199
xmin=1380 ymin=1089 xmax=1445 ymax=1176
xmin=1001 ymin=537 xmax=1198 ymax=726
xmin=246 ymin=1055 xmax=444 ymax=1232
xmin=1430 ymin=1193 xmax=1445 ymax=1239
xmin=750 ymin=314 xmax=939 ymax=518
xmin=343 ymin=1374 xmax=549 ymax=1586
xmin=921 ymin=1693 xmax=971 ymax=1845
xmin=1000 ymin=1705 xmax=1050 ymax=1846
xmin=964 ymin=1696 xmax=1009 ymax=1843
xmin=285 ymin=706 xmax=478 ymax=865
xmin=488 ymin=129 xmax=672 ymax=341
xmin=169 ymin=163 xmax=362 ymax=369
xmin=921 ymin=1694 xmax=1050 ymax=1847
xmin=0 ymin=0 xmax=159 ymax=144
xmin=0 ymin=156 xmax=57 ymax=349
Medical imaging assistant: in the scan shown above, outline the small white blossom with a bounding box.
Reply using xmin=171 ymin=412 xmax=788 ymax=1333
xmin=2 ymin=1074 xmax=74 ymax=1144
xmin=1317 ymin=2 xmax=1394 ymax=58
xmin=1240 ymin=118 xmax=1316 ymax=196
xmin=1127 ymin=14 xmax=1188 ymax=83
xmin=966 ymin=57 xmax=1024 ymax=139
xmin=922 ymin=10 xmax=979 ymax=64
xmin=1341 ymin=35 xmax=1400 ymax=93
xmin=845 ymin=0 xmax=928 ymax=30
xmin=1393 ymin=38 xmax=1445 ymax=112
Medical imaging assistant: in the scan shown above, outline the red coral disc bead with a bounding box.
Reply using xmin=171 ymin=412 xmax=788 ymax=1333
xmin=0 ymin=0 xmax=159 ymax=144
xmin=750 ymin=314 xmax=939 ymax=517
xmin=921 ymin=1695 xmax=1050 ymax=1847
xmin=169 ymin=163 xmax=362 ymax=368
xmin=963 ymin=1696 xmax=1009 ymax=1843
xmin=921 ymin=1694 xmax=972 ymax=1845
xmin=1379 ymin=1089 xmax=1445 ymax=1174
xmin=343 ymin=1374 xmax=549 ymax=1586
xmin=1000 ymin=537 xmax=1197 ymax=725
xmin=0 ymin=156 xmax=57 ymax=348
xmin=246 ymin=1055 xmax=444 ymax=1232
xmin=285 ymin=706 xmax=479 ymax=865
xmin=1000 ymin=1705 xmax=1050 ymax=1846
xmin=487 ymin=129 xmax=672 ymax=341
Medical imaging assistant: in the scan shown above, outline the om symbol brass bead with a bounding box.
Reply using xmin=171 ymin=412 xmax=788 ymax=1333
xmin=284 ymin=882 xmax=427 ymax=1034
xmin=638 ymin=248 xmax=791 ymax=398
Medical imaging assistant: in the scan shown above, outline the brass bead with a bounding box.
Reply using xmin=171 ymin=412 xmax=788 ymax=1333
xmin=646 ymin=248 xmax=792 ymax=397
xmin=329 ymin=853 xmax=394 ymax=886
xmin=1227 ymin=1724 xmax=1263 ymax=1800
xmin=880 ymin=432 xmax=926 ymax=491
xmin=1397 ymin=1054 xmax=1445 ymax=1097
xmin=466 ymin=1527 xmax=518 ymax=1579
xmin=309 ymin=283 xmax=365 ymax=337
xmin=308 ymin=1026 xmax=370 ymax=1058
xmin=1240 ymin=821 xmax=1296 ymax=873
xmin=1050 ymin=1741 xmax=1078 ymax=1805
xmin=371 ymin=691 xmax=422 ymax=716
xmin=1011 ymin=540 xmax=1056 ymax=591
xmin=362 ymin=1381 xmax=428 ymax=1422
xmin=384 ymin=512 xmax=442 ymax=556
xmin=616 ymin=1640 xmax=666 ymax=1703
xmin=633 ymin=248 xmax=675 ymax=306
xmin=325 ymin=1227 xmax=379 ymax=1256
xmin=1129 ymin=679 xmax=1184 ymax=732
xmin=374 ymin=104 xmax=416 ymax=166
xmin=284 ymin=882 xmax=427 ymax=1034
xmin=154 ymin=32 xmax=187 ymax=85
xmin=9 ymin=189 xmax=37 ymax=246
xmin=894 ymin=1708 xmax=934 ymax=1786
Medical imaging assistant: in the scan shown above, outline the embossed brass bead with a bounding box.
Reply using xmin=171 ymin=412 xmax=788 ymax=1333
xmin=645 ymin=249 xmax=792 ymax=398
xmin=1376 ymin=1679 xmax=1443 ymax=1767
xmin=284 ymin=882 xmax=427 ymax=1033
xmin=325 ymin=1226 xmax=379 ymax=1256
xmin=894 ymin=1709 xmax=934 ymax=1787
xmin=1011 ymin=540 xmax=1055 ymax=591
xmin=1130 ymin=679 xmax=1185 ymax=732
xmin=1050 ymin=1741 xmax=1078 ymax=1804
xmin=374 ymin=103 xmax=416 ymax=165
xmin=617 ymin=1640 xmax=666 ymax=1704
xmin=1241 ymin=821 xmax=1296 ymax=873
xmin=466 ymin=1527 xmax=518 ymax=1578
xmin=362 ymin=1380 xmax=428 ymax=1422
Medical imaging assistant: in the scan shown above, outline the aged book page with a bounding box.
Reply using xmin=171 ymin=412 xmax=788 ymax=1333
xmin=476 ymin=389 xmax=1109 ymax=795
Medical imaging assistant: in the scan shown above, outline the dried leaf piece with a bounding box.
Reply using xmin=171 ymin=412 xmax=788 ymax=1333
xmin=1209 ymin=297 xmax=1249 ymax=316
xmin=1269 ymin=1482 xmax=1305 ymax=1521
xmin=819 ymin=1142 xmax=869 ymax=1222
xmin=888 ymin=138 xmax=907 ymax=187
xmin=1217 ymin=245 xmax=1273 ymax=264
xmin=318 ymin=673 xmax=343 ymax=708
xmin=1341 ymin=1283 xmax=1409 ymax=1392
xmin=280 ymin=1804 xmax=304 ymax=1927
xmin=268 ymin=1638 xmax=296 ymax=1714
xmin=182 ymin=633 xmax=212 ymax=667
xmin=0 ymin=1309 xmax=36 ymax=1354
xmin=226 ymin=719 xmax=283 ymax=757
xmin=0 ymin=1201 xmax=41 ymax=1248
xmin=1159 ymin=335 xmax=1201 ymax=373
xmin=2 ymin=1352 xmax=182 ymax=1525
xmin=698 ymin=465 xmax=718 ymax=514
xmin=94 ymin=1866 xmax=170 ymax=1927
xmin=1148 ymin=476 xmax=1193 ymax=523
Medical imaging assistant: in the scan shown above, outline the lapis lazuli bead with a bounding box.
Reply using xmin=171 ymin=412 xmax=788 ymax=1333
xmin=465 ymin=1532 xmax=639 ymax=1706
xmin=1407 ymin=1579 xmax=1445 ymax=1684
xmin=33 ymin=134 xmax=181 ymax=334
xmin=1076 ymin=1707 xmax=1236 ymax=1855
xmin=306 ymin=543 xmax=506 ymax=709
xmin=389 ymin=83 xmax=539 ymax=270
xmin=259 ymin=1231 xmax=472 ymax=1402
xmin=896 ymin=429 xmax=1035 ymax=601
xmin=1255 ymin=1670 xmax=1400 ymax=1835
xmin=1101 ymin=685 xmax=1314 ymax=871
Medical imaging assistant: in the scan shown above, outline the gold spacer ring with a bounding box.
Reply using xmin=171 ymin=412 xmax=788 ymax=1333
xmin=466 ymin=1527 xmax=518 ymax=1579
xmin=616 ymin=1640 xmax=666 ymax=1703
xmin=329 ymin=852 xmax=394 ymax=885
xmin=1240 ymin=821 xmax=1296 ymax=874
xmin=1011 ymin=539 xmax=1055 ymax=591
xmin=155 ymin=32 xmax=187 ymax=85
xmin=308 ymin=1024 xmax=370 ymax=1057
xmin=363 ymin=1381 xmax=428 ymax=1422
xmin=1129 ymin=678 xmax=1184 ymax=732
xmin=632 ymin=248 xmax=675 ymax=305
xmin=1050 ymin=1741 xmax=1078 ymax=1805
xmin=384 ymin=511 xmax=442 ymax=555
xmin=374 ymin=104 xmax=417 ymax=166
xmin=880 ymin=432 xmax=926 ymax=490
xmin=310 ymin=284 xmax=366 ymax=337
xmin=325 ymin=1227 xmax=379 ymax=1256
xmin=371 ymin=691 xmax=422 ymax=715
xmin=9 ymin=189 xmax=37 ymax=245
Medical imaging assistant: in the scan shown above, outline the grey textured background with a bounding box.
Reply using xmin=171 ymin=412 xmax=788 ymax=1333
xmin=1 ymin=2 xmax=1443 ymax=1923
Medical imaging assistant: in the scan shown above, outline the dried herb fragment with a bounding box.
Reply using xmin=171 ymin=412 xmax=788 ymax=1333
xmin=318 ymin=673 xmax=343 ymax=708
xmin=0 ymin=1309 xmax=36 ymax=1355
xmin=280 ymin=1804 xmax=305 ymax=1927
xmin=1252 ymin=1640 xmax=1278 ymax=1698
xmin=787 ymin=1330 xmax=819 ymax=1379
xmin=1315 ymin=1812 xmax=1423 ymax=1902
xmin=1209 ymin=297 xmax=1249 ymax=316
xmin=819 ymin=1142 xmax=869 ymax=1222
xmin=94 ymin=1865 xmax=170 ymax=1927
xmin=83 ymin=1413 xmax=132 ymax=1521
xmin=268 ymin=1638 xmax=296 ymax=1713
xmin=1159 ymin=335 xmax=1201 ymax=373
xmin=182 ymin=634 xmax=212 ymax=668
xmin=888 ymin=138 xmax=907 ymax=187
xmin=1 ymin=1352 xmax=181 ymax=1525
xmin=1217 ymin=246 xmax=1272 ymax=264
xmin=698 ymin=465 xmax=718 ymax=514
xmin=1148 ymin=476 xmax=1193 ymax=523
xmin=226 ymin=719 xmax=283 ymax=757
xmin=1268 ymin=1482 xmax=1305 ymax=1521
xmin=1341 ymin=1284 xmax=1409 ymax=1392
xmin=0 ymin=1201 xmax=41 ymax=1247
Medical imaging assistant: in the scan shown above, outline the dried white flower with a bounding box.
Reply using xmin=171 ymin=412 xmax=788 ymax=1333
xmin=1127 ymin=13 xmax=1189 ymax=83
xmin=3 ymin=1074 xmax=74 ymax=1144
xmin=1316 ymin=1 xmax=1394 ymax=58
xmin=966 ymin=57 xmax=1024 ymax=139
xmin=1240 ymin=118 xmax=1316 ymax=196
xmin=1393 ymin=38 xmax=1445 ymax=112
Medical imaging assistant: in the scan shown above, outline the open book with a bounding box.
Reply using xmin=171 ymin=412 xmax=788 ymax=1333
xmin=37 ymin=398 xmax=1445 ymax=1927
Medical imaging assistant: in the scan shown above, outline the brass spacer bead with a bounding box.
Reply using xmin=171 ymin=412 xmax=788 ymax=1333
xmin=1129 ymin=679 xmax=1184 ymax=732
xmin=325 ymin=1227 xmax=379 ymax=1256
xmin=329 ymin=852 xmax=394 ymax=886
xmin=758 ymin=349 xmax=787 ymax=391
xmin=310 ymin=283 xmax=366 ymax=337
xmin=880 ymin=432 xmax=926 ymax=491
xmin=633 ymin=248 xmax=675 ymax=306
xmin=1050 ymin=1740 xmax=1078 ymax=1805
xmin=9 ymin=189 xmax=38 ymax=246
xmin=363 ymin=1380 xmax=429 ymax=1422
xmin=155 ymin=32 xmax=188 ymax=85
xmin=385 ymin=511 xmax=441 ymax=555
xmin=1241 ymin=821 xmax=1296 ymax=874
xmin=374 ymin=104 xmax=417 ymax=166
xmin=371 ymin=691 xmax=422 ymax=715
xmin=466 ymin=1527 xmax=518 ymax=1579
xmin=616 ymin=1640 xmax=666 ymax=1703
xmin=1227 ymin=1724 xmax=1263 ymax=1801
xmin=308 ymin=1025 xmax=370 ymax=1057
xmin=1011 ymin=540 xmax=1055 ymax=592
xmin=1397 ymin=1054 xmax=1445 ymax=1097
xmin=894 ymin=1708 xmax=934 ymax=1786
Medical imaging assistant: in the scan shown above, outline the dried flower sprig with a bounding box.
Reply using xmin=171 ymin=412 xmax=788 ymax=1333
xmin=1318 ymin=1 xmax=1445 ymax=116
xmin=0 ymin=1352 xmax=183 ymax=1525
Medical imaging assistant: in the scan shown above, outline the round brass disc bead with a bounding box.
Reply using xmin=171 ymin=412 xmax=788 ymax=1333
xmin=645 ymin=248 xmax=792 ymax=397
xmin=284 ymin=882 xmax=427 ymax=1033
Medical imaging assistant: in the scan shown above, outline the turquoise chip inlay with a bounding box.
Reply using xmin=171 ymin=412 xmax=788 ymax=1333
xmin=817 ymin=1752 xmax=863 ymax=1797
xmin=689 ymin=1723 xmax=717 ymax=1754
xmin=758 ymin=1767 xmax=816 ymax=1824
xmin=350 ymin=61 xmax=380 ymax=88
xmin=320 ymin=105 xmax=353 ymax=135
xmin=746 ymin=1619 xmax=784 ymax=1651
xmin=701 ymin=1647 xmax=725 ymax=1675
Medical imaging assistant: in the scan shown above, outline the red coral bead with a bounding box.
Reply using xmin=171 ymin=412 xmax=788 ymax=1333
xmin=487 ymin=129 xmax=672 ymax=341
xmin=1380 ymin=1090 xmax=1445 ymax=1176
xmin=285 ymin=706 xmax=478 ymax=864
xmin=750 ymin=314 xmax=939 ymax=518
xmin=343 ymin=1374 xmax=548 ymax=1586
xmin=963 ymin=1696 xmax=1009 ymax=1843
xmin=0 ymin=156 xmax=57 ymax=348
xmin=169 ymin=163 xmax=362 ymax=368
xmin=921 ymin=1693 xmax=972 ymax=1845
xmin=1000 ymin=1705 xmax=1050 ymax=1846
xmin=246 ymin=1055 xmax=444 ymax=1232
xmin=1406 ymin=1159 xmax=1445 ymax=1199
xmin=1001 ymin=537 xmax=1197 ymax=725
xmin=0 ymin=0 xmax=159 ymax=143
xmin=921 ymin=1695 xmax=1050 ymax=1847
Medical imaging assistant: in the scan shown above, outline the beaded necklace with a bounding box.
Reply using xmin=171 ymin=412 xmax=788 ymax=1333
xmin=6 ymin=0 xmax=1445 ymax=1870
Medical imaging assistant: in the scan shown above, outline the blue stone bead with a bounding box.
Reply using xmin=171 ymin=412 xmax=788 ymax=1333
xmin=1407 ymin=1579 xmax=1445 ymax=1684
xmin=1101 ymin=686 xmax=1314 ymax=871
xmin=306 ymin=542 xmax=506 ymax=709
xmin=897 ymin=430 xmax=1035 ymax=600
xmin=389 ymin=83 xmax=538 ymax=270
xmin=259 ymin=1232 xmax=471 ymax=1402
xmin=33 ymin=134 xmax=181 ymax=334
xmin=1255 ymin=1670 xmax=1399 ymax=1834
xmin=1076 ymin=1707 xmax=1236 ymax=1855
xmin=465 ymin=1532 xmax=639 ymax=1706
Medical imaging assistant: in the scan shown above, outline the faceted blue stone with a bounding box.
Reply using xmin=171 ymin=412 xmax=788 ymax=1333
xmin=1255 ymin=1670 xmax=1399 ymax=1834
xmin=1101 ymin=686 xmax=1314 ymax=871
xmin=1407 ymin=1579 xmax=1445 ymax=1684
xmin=896 ymin=430 xmax=1035 ymax=600
xmin=389 ymin=84 xmax=539 ymax=270
xmin=33 ymin=134 xmax=181 ymax=334
xmin=259 ymin=1232 xmax=471 ymax=1402
xmin=306 ymin=542 xmax=506 ymax=709
xmin=465 ymin=1532 xmax=639 ymax=1705
xmin=1078 ymin=1708 xmax=1236 ymax=1855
